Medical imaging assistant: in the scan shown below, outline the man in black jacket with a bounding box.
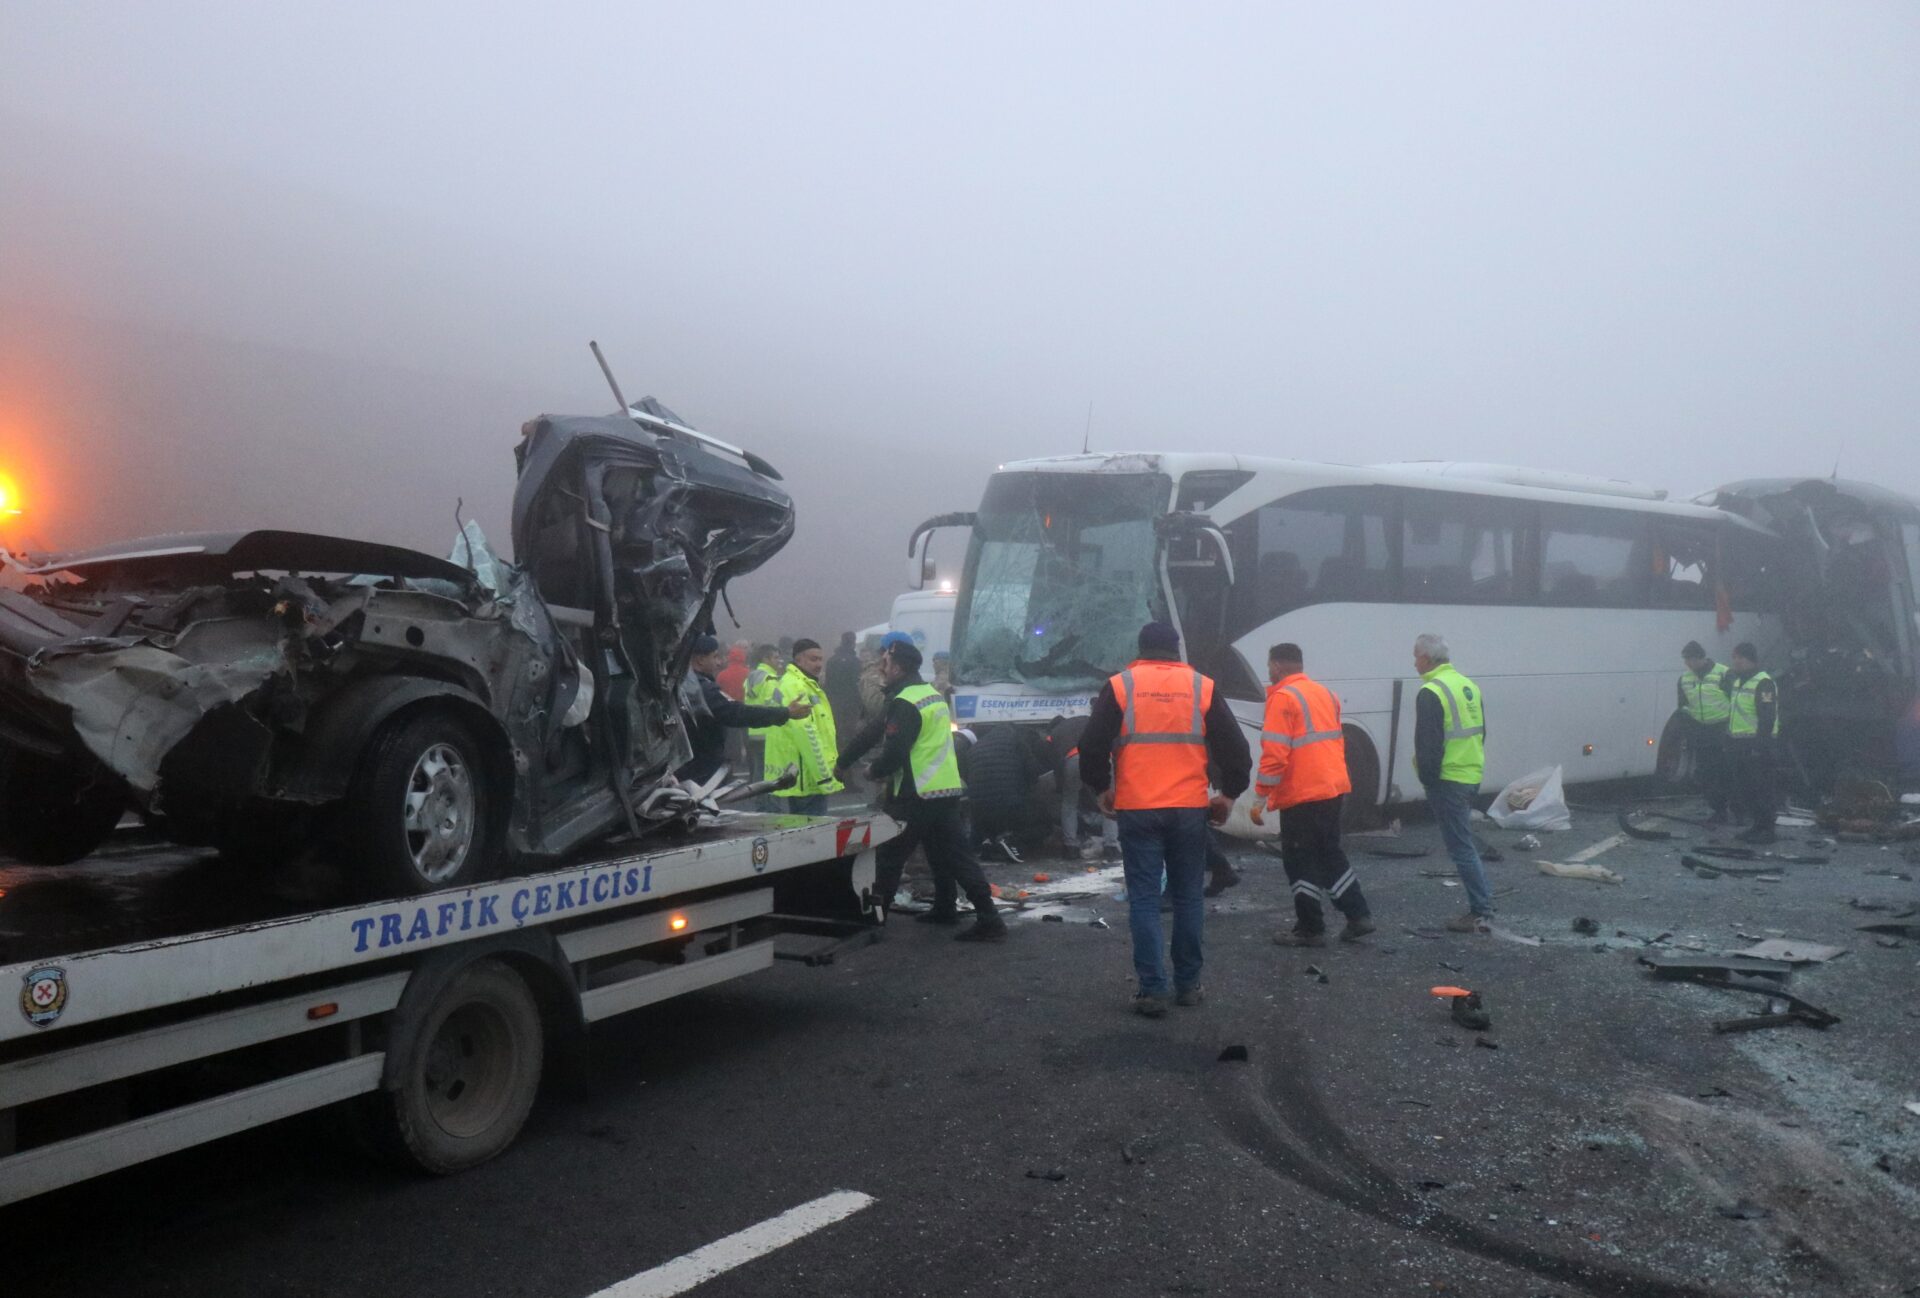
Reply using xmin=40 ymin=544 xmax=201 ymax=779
xmin=678 ymin=635 xmax=811 ymax=786
xmin=836 ymin=642 xmax=1006 ymax=941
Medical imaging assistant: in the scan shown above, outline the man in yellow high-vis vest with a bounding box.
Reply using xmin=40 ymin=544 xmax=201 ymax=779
xmin=1413 ymin=633 xmax=1493 ymax=934
xmin=1724 ymin=641 xmax=1782 ymax=844
xmin=836 ymin=641 xmax=1006 ymax=942
xmin=1677 ymin=640 xmax=1734 ymax=825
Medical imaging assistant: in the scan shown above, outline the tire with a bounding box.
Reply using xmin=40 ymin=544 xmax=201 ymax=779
xmin=368 ymin=959 xmax=544 ymax=1175
xmin=346 ymin=709 xmax=497 ymax=897
xmin=1341 ymin=728 xmax=1383 ymax=832
xmin=0 ymin=744 xmax=126 ymax=864
xmin=1655 ymin=714 xmax=1694 ymax=787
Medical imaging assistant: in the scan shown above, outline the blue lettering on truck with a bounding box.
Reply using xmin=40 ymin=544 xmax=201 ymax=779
xmin=348 ymin=864 xmax=659 ymax=952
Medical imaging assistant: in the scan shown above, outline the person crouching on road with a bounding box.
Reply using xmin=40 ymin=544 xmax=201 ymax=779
xmin=1677 ymin=640 xmax=1734 ymax=825
xmin=1077 ymin=622 xmax=1251 ymax=1017
xmin=1724 ymin=641 xmax=1781 ymax=845
xmin=1250 ymin=643 xmax=1374 ymax=946
xmin=1413 ymin=633 xmax=1494 ymax=934
xmin=835 ymin=642 xmax=1007 ymax=942
xmin=764 ymin=639 xmax=843 ymax=816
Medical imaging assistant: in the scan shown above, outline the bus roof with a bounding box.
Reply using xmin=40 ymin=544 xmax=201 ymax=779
xmin=995 ymin=452 xmax=1765 ymax=528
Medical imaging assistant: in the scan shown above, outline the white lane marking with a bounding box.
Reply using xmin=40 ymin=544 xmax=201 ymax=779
xmin=1567 ymin=832 xmax=1627 ymax=864
xmin=587 ymin=1191 xmax=875 ymax=1298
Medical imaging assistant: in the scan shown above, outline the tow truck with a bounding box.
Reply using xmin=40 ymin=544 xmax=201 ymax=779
xmin=0 ymin=809 xmax=894 ymax=1206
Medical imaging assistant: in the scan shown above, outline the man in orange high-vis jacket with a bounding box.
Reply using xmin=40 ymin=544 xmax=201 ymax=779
xmin=1249 ymin=644 xmax=1375 ymax=947
xmin=1078 ymin=622 xmax=1252 ymax=1018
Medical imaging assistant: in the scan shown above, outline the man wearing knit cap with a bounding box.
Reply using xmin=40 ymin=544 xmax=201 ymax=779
xmin=680 ymin=634 xmax=811 ymax=786
xmin=1076 ymin=621 xmax=1251 ymax=1016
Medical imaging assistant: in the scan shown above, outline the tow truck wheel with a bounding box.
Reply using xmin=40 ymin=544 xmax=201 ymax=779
xmin=348 ymin=710 xmax=496 ymax=897
xmin=0 ymin=745 xmax=126 ymax=865
xmin=372 ymin=959 xmax=544 ymax=1175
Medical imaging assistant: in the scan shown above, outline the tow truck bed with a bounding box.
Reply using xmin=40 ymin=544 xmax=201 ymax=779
xmin=0 ymin=811 xmax=895 ymax=1204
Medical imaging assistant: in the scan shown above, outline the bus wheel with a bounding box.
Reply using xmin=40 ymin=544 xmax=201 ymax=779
xmin=1341 ymin=729 xmax=1383 ymax=832
xmin=372 ymin=959 xmax=544 ymax=1175
xmin=1655 ymin=715 xmax=1694 ymax=786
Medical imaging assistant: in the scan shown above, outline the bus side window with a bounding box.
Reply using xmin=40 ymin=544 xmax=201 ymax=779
xmin=1401 ymin=490 xmax=1521 ymax=603
xmin=1225 ymin=487 xmax=1392 ymax=636
xmin=1651 ymin=519 xmax=1718 ymax=610
xmin=1539 ymin=505 xmax=1650 ymax=608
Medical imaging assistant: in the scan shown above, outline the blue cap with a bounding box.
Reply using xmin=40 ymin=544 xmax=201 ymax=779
xmin=880 ymin=631 xmax=914 ymax=648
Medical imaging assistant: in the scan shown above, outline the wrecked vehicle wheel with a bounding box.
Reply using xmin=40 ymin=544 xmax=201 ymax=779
xmin=348 ymin=712 xmax=496 ymax=896
xmin=0 ymin=745 xmax=127 ymax=864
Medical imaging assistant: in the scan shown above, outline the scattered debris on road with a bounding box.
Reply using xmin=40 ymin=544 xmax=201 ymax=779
xmin=1538 ymin=860 xmax=1624 ymax=884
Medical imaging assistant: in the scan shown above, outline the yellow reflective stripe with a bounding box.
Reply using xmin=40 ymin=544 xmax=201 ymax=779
xmin=1426 ymin=676 xmax=1485 ymax=740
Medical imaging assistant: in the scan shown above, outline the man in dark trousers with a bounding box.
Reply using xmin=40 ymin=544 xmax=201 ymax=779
xmin=1413 ymin=632 xmax=1493 ymax=934
xmin=1250 ymin=643 xmax=1373 ymax=946
xmin=1078 ymin=622 xmax=1251 ymax=1016
xmin=1724 ymin=641 xmax=1782 ymax=844
xmin=835 ymin=641 xmax=1007 ymax=942
xmin=678 ymin=635 xmax=811 ymax=786
xmin=825 ymin=631 xmax=864 ymax=732
xmin=1677 ymin=640 xmax=1734 ymax=825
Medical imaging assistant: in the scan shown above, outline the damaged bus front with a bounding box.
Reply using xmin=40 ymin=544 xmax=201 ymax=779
xmin=1705 ymin=478 xmax=1920 ymax=787
xmin=0 ymin=403 xmax=794 ymax=894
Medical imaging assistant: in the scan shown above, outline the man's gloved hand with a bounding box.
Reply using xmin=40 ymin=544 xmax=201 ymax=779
xmin=1248 ymin=800 xmax=1266 ymax=827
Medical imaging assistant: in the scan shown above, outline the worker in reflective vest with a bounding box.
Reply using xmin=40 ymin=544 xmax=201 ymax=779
xmin=761 ymin=640 xmax=843 ymax=816
xmin=1413 ymin=633 xmax=1494 ymax=934
xmin=1076 ymin=622 xmax=1251 ymax=1017
xmin=1249 ymin=644 xmax=1374 ymax=946
xmin=742 ymin=644 xmax=784 ymax=805
xmin=835 ymin=641 xmax=1006 ymax=942
xmin=1677 ymin=640 xmax=1734 ymax=825
xmin=1723 ymin=640 xmax=1781 ymax=844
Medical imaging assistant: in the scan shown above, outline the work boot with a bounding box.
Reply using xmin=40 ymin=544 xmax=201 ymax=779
xmin=1175 ymin=985 xmax=1205 ymax=1007
xmin=1445 ymin=913 xmax=1491 ymax=934
xmin=914 ymin=908 xmax=960 ymax=926
xmin=1204 ymin=862 xmax=1242 ymax=897
xmin=1339 ymin=917 xmax=1377 ymax=943
xmin=1274 ymin=928 xmax=1328 ymax=947
xmin=955 ymin=913 xmax=1008 ymax=942
xmin=1133 ymin=991 xmax=1171 ymax=1018
xmin=1737 ymin=825 xmax=1778 ymax=845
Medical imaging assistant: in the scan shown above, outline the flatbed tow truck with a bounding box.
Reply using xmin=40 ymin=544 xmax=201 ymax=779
xmin=0 ymin=810 xmax=895 ymax=1206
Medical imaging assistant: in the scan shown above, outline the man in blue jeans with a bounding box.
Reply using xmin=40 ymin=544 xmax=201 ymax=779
xmin=1413 ymin=633 xmax=1494 ymax=933
xmin=1077 ymin=623 xmax=1252 ymax=1016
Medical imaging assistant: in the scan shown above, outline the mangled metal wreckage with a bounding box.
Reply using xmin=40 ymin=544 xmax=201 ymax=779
xmin=0 ymin=405 xmax=794 ymax=894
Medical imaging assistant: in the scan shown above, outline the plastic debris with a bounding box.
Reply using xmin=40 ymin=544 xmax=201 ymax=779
xmin=1735 ymin=938 xmax=1846 ymax=964
xmin=1537 ymin=860 xmax=1623 ymax=884
xmin=1571 ymin=917 xmax=1600 ymax=936
xmin=1716 ymin=1200 xmax=1773 ymax=1221
xmin=1217 ymin=1044 xmax=1249 ymax=1063
xmin=1032 ymin=872 xmax=1051 ymax=883
xmin=1516 ymin=834 xmax=1543 ymax=850
xmin=1040 ymin=913 xmax=1064 ymax=924
xmin=1024 ymin=1167 xmax=1067 ymax=1182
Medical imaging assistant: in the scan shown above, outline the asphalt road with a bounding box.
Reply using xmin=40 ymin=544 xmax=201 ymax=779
xmin=6 ymin=797 xmax=1919 ymax=1297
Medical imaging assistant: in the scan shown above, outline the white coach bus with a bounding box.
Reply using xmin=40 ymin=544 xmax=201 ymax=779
xmin=941 ymin=453 xmax=1787 ymax=823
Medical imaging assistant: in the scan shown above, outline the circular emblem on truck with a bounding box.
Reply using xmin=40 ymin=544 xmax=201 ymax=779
xmin=751 ymin=837 xmax=770 ymax=871
xmin=21 ymin=966 xmax=67 ymax=1028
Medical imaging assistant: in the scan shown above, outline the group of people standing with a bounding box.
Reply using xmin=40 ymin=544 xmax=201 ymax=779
xmin=1677 ymin=638 xmax=1782 ymax=842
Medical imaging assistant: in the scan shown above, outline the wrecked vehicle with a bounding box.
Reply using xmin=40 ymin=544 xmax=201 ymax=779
xmin=1705 ymin=478 xmax=1920 ymax=789
xmin=0 ymin=402 xmax=793 ymax=894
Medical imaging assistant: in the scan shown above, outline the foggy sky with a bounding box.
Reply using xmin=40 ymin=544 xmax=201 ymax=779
xmin=3 ymin=3 xmax=1917 ymax=640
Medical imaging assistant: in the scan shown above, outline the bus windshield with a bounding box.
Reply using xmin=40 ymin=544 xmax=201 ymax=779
xmin=953 ymin=471 xmax=1170 ymax=689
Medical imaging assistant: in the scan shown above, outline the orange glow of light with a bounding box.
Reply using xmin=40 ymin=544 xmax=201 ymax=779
xmin=669 ymin=914 xmax=688 ymax=931
xmin=0 ymin=472 xmax=19 ymax=515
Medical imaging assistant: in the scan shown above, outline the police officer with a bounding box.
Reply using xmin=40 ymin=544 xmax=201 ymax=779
xmin=1413 ymin=633 xmax=1494 ymax=934
xmin=835 ymin=641 xmax=1006 ymax=942
xmin=763 ymin=639 xmax=843 ymax=816
xmin=1250 ymin=644 xmax=1374 ymax=946
xmin=1677 ymin=640 xmax=1734 ymax=825
xmin=1724 ymin=641 xmax=1781 ymax=844
xmin=1077 ymin=622 xmax=1252 ymax=1017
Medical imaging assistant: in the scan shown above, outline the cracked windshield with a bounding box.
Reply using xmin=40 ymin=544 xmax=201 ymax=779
xmin=953 ymin=472 xmax=1169 ymax=689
